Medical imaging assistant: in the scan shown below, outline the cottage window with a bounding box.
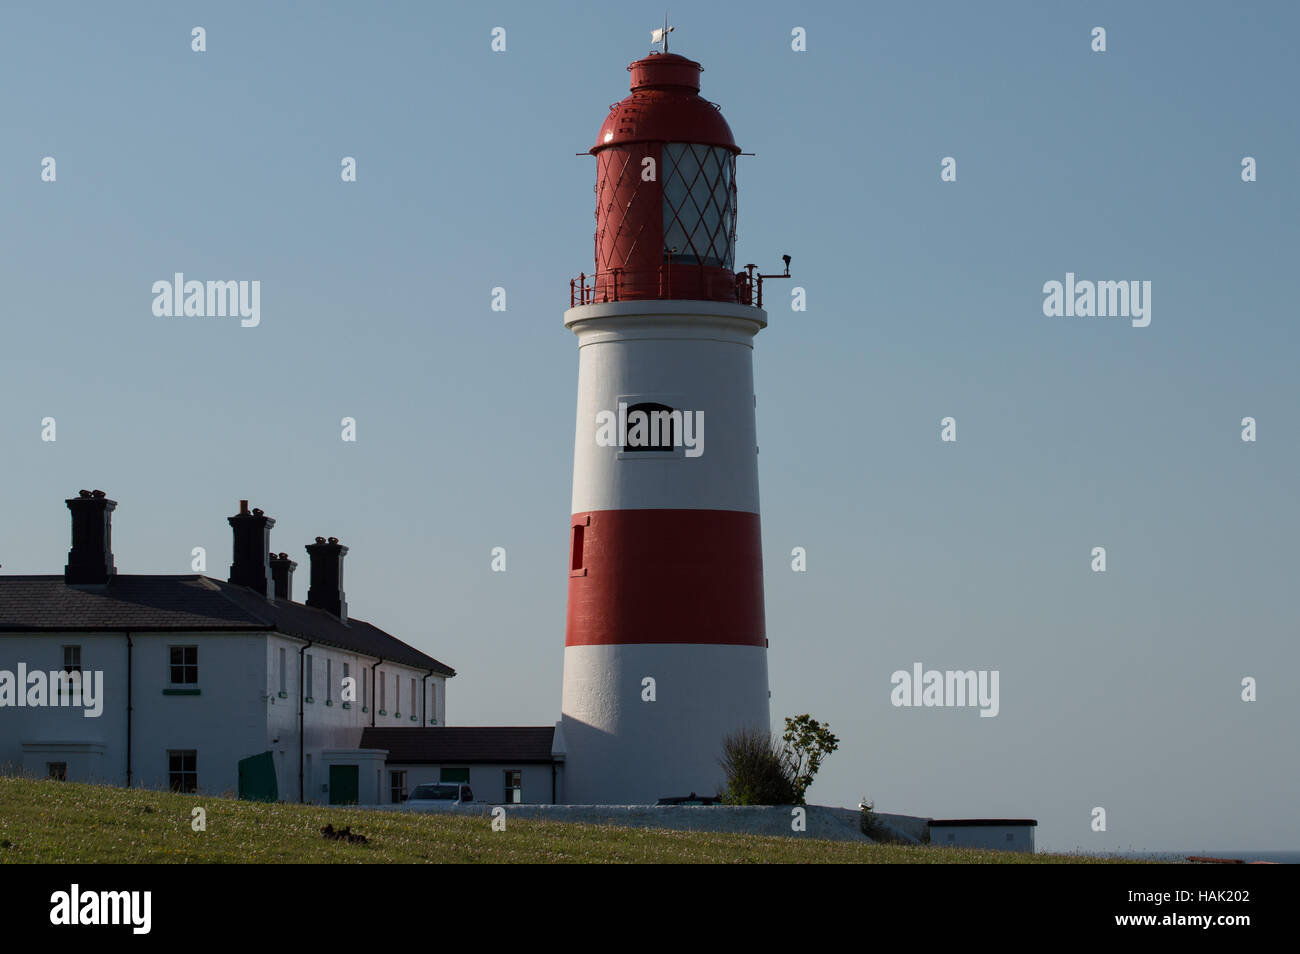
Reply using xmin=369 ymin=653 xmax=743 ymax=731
xmin=168 ymin=750 xmax=197 ymax=793
xmin=169 ymin=646 xmax=198 ymax=685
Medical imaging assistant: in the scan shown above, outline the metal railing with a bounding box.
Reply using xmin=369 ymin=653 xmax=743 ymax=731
xmin=569 ymin=262 xmax=789 ymax=308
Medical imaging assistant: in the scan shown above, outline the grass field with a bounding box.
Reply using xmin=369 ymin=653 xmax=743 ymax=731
xmin=0 ymin=776 xmax=1141 ymax=863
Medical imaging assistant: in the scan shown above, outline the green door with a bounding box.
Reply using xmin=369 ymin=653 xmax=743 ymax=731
xmin=237 ymin=751 xmax=279 ymax=802
xmin=329 ymin=765 xmax=360 ymax=805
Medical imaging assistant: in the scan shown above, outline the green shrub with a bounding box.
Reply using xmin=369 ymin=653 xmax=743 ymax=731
xmin=859 ymin=797 xmax=877 ymax=836
xmin=718 ymin=728 xmax=797 ymax=805
xmin=782 ymin=714 xmax=839 ymax=805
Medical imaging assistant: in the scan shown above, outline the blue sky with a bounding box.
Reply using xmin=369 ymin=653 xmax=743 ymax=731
xmin=2 ymin=0 xmax=1296 ymax=852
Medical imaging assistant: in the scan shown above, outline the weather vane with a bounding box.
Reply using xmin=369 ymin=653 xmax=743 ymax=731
xmin=651 ymin=14 xmax=673 ymax=53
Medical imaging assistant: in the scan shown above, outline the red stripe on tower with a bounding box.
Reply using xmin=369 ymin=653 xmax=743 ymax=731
xmin=565 ymin=509 xmax=765 ymax=647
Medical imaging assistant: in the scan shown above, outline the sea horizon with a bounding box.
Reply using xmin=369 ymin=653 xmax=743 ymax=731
xmin=1056 ymin=849 xmax=1299 ymax=864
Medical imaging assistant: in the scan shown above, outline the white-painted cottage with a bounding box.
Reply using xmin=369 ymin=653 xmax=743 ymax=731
xmin=0 ymin=491 xmax=563 ymax=806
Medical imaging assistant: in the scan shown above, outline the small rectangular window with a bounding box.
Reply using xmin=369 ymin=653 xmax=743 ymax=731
xmin=362 ymin=666 xmax=368 ymax=709
xmin=305 ymin=653 xmax=314 ymax=699
xmin=571 ymin=524 xmax=584 ymax=571
xmin=60 ymin=646 xmax=83 ymax=701
xmin=168 ymin=749 xmax=197 ymax=793
xmin=379 ymin=670 xmax=386 ymax=711
xmin=48 ymin=762 xmax=67 ymax=781
xmin=429 ymin=683 xmax=436 ymax=724
xmin=410 ymin=678 xmax=417 ymax=716
xmin=390 ymin=770 xmax=406 ymax=804
xmin=440 ymin=767 xmax=470 ymax=784
xmin=326 ymin=658 xmax=333 ymax=702
xmin=278 ymin=647 xmax=286 ymax=694
xmin=169 ymin=646 xmax=198 ymax=685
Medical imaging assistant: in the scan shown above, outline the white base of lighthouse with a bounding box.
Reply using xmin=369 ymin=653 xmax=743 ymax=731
xmin=560 ymin=643 xmax=770 ymax=804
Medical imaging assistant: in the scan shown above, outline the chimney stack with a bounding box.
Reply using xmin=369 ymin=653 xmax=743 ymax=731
xmin=228 ymin=500 xmax=275 ymax=597
xmin=269 ymin=552 xmax=297 ymax=601
xmin=305 ymin=536 xmax=348 ymax=621
xmin=64 ymin=490 xmax=117 ymax=585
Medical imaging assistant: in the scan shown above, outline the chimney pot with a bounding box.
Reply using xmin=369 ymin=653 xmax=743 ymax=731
xmin=65 ymin=491 xmax=118 ymax=585
xmin=228 ymin=502 xmax=276 ymax=597
xmin=305 ymin=537 xmax=348 ymax=621
xmin=269 ymin=551 xmax=299 ymax=602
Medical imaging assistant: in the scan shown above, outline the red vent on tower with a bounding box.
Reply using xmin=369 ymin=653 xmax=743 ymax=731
xmin=572 ymin=52 xmax=745 ymax=306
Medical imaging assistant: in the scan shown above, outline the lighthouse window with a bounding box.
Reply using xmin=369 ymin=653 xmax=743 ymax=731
xmin=662 ymin=143 xmax=735 ymax=270
xmin=621 ymin=402 xmax=678 ymax=453
xmin=571 ymin=524 xmax=585 ymax=571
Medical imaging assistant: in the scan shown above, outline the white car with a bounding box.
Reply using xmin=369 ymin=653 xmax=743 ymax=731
xmin=404 ymin=782 xmax=474 ymax=809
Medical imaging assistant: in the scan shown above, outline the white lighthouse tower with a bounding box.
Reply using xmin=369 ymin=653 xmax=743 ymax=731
xmin=560 ymin=44 xmax=788 ymax=804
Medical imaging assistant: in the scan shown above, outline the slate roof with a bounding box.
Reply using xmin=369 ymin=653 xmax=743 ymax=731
xmin=360 ymin=726 xmax=557 ymax=764
xmin=0 ymin=575 xmax=455 ymax=676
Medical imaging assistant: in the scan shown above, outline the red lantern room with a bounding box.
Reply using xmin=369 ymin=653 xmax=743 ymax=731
xmin=575 ymin=51 xmax=746 ymax=306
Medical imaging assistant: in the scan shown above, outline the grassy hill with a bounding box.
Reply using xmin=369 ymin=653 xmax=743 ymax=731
xmin=0 ymin=776 xmax=1138 ymax=863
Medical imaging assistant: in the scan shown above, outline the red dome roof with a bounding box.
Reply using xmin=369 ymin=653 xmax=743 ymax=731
xmin=591 ymin=52 xmax=739 ymax=155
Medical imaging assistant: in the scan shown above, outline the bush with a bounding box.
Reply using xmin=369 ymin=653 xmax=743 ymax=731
xmin=717 ymin=728 xmax=797 ymax=805
xmin=858 ymin=797 xmax=877 ymax=836
xmin=783 ymin=714 xmax=840 ymax=805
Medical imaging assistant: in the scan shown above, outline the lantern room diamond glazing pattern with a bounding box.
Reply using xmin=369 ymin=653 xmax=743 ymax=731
xmin=662 ymin=143 xmax=735 ymax=269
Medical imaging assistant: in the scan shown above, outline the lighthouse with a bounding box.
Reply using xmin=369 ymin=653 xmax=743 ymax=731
xmin=560 ymin=41 xmax=787 ymax=804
